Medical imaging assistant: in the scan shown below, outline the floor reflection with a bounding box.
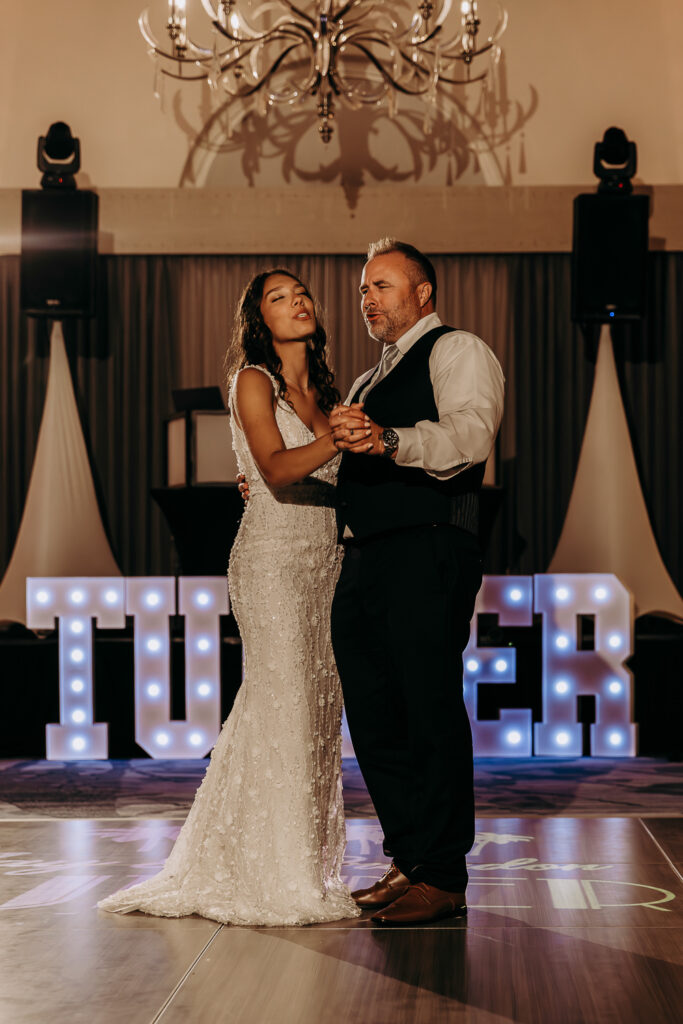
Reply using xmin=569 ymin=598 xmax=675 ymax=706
xmin=0 ymin=817 xmax=680 ymax=1023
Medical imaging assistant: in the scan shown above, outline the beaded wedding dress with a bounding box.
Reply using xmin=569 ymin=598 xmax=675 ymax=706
xmin=98 ymin=366 xmax=359 ymax=926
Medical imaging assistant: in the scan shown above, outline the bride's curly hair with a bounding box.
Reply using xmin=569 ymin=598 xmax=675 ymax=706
xmin=224 ymin=268 xmax=341 ymax=414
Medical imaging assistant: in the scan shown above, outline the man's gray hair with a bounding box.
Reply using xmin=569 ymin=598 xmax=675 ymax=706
xmin=366 ymin=237 xmax=437 ymax=305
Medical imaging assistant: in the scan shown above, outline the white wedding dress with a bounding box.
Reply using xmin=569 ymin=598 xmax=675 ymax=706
xmin=98 ymin=366 xmax=359 ymax=926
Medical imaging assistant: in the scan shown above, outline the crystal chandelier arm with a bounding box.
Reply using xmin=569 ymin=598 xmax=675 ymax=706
xmin=203 ymin=0 xmax=312 ymax=45
xmin=265 ymin=57 xmax=319 ymax=103
xmin=435 ymin=35 xmax=501 ymax=64
xmin=435 ymin=67 xmax=489 ymax=84
xmin=342 ymin=0 xmax=452 ymax=44
xmin=337 ymin=29 xmax=433 ymax=82
xmin=256 ymin=27 xmax=319 ymax=102
xmin=279 ymin=0 xmax=316 ymax=26
xmin=246 ymin=23 xmax=317 ymax=74
xmin=209 ymin=22 xmax=314 ymax=89
xmin=339 ymin=17 xmax=445 ymax=52
xmin=139 ymin=9 xmax=164 ymax=50
xmin=488 ymin=5 xmax=509 ymax=41
xmin=332 ymin=0 xmax=369 ymax=19
xmin=245 ymin=22 xmax=317 ymax=60
xmin=185 ymin=40 xmax=216 ymax=59
xmin=332 ymin=0 xmax=417 ymax=27
xmin=331 ymin=71 xmax=387 ymax=107
xmin=335 ymin=41 xmax=436 ymax=101
xmin=210 ymin=17 xmax=313 ymax=47
xmin=199 ymin=0 xmax=220 ymax=21
xmin=139 ymin=10 xmax=215 ymax=62
xmin=419 ymin=0 xmax=456 ymax=37
xmin=398 ymin=14 xmax=446 ymax=46
xmin=226 ymin=42 xmax=314 ymax=98
xmin=200 ymin=0 xmax=267 ymax=35
xmin=401 ymin=2 xmax=506 ymax=58
xmin=435 ymin=0 xmax=455 ymax=25
xmin=338 ymin=6 xmax=401 ymax=37
xmin=337 ymin=7 xmax=449 ymax=51
xmin=235 ymin=21 xmax=315 ymax=46
xmin=435 ymin=3 xmax=507 ymax=56
xmin=160 ymin=66 xmax=213 ymax=80
xmin=407 ymin=23 xmax=446 ymax=47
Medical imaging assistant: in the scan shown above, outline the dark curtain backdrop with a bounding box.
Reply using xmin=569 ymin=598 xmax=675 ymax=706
xmin=1 ymin=252 xmax=681 ymax=592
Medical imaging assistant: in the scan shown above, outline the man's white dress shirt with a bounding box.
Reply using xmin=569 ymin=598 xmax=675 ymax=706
xmin=345 ymin=312 xmax=505 ymax=480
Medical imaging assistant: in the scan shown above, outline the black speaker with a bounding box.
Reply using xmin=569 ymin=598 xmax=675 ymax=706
xmin=571 ymin=193 xmax=649 ymax=322
xmin=20 ymin=189 xmax=98 ymax=317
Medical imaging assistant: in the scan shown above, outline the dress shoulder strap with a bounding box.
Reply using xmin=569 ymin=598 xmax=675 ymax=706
xmin=230 ymin=364 xmax=282 ymax=426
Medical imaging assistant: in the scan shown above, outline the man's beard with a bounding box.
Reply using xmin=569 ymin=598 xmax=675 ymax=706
xmin=363 ymin=301 xmax=415 ymax=343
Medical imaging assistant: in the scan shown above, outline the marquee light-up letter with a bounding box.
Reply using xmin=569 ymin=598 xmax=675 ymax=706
xmin=463 ymin=576 xmax=533 ymax=756
xmin=126 ymin=577 xmax=177 ymax=757
xmin=177 ymin=577 xmax=229 ymax=757
xmin=26 ymin=577 xmax=125 ymax=759
xmin=24 ymin=573 xmax=639 ymax=761
xmin=534 ymin=574 xmax=636 ymax=756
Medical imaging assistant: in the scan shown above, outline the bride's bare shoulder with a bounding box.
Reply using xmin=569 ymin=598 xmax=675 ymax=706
xmin=235 ymin=365 xmax=276 ymax=394
xmin=233 ymin=366 xmax=277 ymax=427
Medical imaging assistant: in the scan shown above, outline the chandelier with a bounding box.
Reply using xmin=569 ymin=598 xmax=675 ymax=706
xmin=140 ymin=1 xmax=508 ymax=142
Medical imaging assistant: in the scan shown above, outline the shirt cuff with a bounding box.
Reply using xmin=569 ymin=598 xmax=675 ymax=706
xmin=393 ymin=427 xmax=421 ymax=467
xmin=393 ymin=426 xmax=473 ymax=479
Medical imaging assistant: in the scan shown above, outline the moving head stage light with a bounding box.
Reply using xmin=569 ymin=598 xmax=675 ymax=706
xmin=572 ymin=127 xmax=648 ymax=323
xmin=594 ymin=127 xmax=637 ymax=194
xmin=37 ymin=122 xmax=81 ymax=190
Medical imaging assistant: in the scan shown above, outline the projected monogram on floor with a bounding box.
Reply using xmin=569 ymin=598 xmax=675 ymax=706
xmin=0 ymin=823 xmax=675 ymax=914
xmin=26 ymin=573 xmax=636 ymax=761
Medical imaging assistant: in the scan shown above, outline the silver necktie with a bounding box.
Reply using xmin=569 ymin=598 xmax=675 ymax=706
xmin=360 ymin=344 xmax=400 ymax=401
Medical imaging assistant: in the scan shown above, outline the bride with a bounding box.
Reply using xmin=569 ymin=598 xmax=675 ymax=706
xmin=98 ymin=269 xmax=370 ymax=926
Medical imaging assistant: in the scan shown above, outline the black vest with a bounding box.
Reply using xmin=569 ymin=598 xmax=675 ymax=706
xmin=336 ymin=325 xmax=485 ymax=540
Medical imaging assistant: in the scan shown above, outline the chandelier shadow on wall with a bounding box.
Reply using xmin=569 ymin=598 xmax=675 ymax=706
xmin=140 ymin=1 xmax=508 ymax=143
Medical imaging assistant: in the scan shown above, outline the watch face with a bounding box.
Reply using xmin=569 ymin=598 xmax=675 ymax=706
xmin=382 ymin=428 xmax=399 ymax=453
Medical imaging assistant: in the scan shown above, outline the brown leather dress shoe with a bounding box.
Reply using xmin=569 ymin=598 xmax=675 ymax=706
xmin=371 ymin=882 xmax=467 ymax=925
xmin=351 ymin=863 xmax=412 ymax=908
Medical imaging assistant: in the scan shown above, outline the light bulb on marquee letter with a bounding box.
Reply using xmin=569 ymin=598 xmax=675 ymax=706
xmin=26 ymin=577 xmax=125 ymax=760
xmin=533 ymin=573 xmax=636 ymax=756
xmin=463 ymin=576 xmax=533 ymax=756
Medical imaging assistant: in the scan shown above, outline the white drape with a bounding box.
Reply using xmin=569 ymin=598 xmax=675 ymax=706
xmin=0 ymin=322 xmax=121 ymax=625
xmin=548 ymin=325 xmax=683 ymax=620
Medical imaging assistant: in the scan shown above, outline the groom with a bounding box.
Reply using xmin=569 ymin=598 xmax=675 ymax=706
xmin=330 ymin=238 xmax=504 ymax=925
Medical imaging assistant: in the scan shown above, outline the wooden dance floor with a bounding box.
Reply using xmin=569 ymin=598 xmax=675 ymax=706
xmin=1 ymin=816 xmax=681 ymax=1023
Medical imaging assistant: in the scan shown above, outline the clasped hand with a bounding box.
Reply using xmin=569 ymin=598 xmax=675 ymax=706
xmin=329 ymin=403 xmax=385 ymax=455
xmin=238 ymin=403 xmax=385 ymax=503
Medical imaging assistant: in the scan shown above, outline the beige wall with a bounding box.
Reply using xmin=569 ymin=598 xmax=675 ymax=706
xmin=2 ymin=185 xmax=682 ymax=255
xmin=503 ymin=0 xmax=683 ymax=187
xmin=1 ymin=0 xmax=683 ymax=192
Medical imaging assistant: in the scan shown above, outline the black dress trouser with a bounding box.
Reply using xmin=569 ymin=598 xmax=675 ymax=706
xmin=331 ymin=524 xmax=483 ymax=892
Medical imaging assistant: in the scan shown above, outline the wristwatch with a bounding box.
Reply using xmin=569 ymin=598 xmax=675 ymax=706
xmin=380 ymin=427 xmax=399 ymax=459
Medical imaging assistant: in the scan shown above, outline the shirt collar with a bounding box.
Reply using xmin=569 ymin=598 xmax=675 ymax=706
xmin=385 ymin=312 xmax=443 ymax=357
